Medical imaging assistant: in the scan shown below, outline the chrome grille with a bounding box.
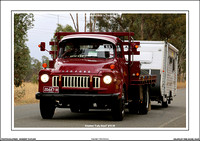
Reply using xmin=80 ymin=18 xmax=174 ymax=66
xmin=52 ymin=76 xmax=59 ymax=87
xmin=62 ymin=76 xmax=90 ymax=88
xmin=93 ymin=77 xmax=100 ymax=88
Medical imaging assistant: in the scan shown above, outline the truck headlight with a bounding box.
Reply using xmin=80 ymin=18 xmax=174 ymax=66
xmin=41 ymin=74 xmax=49 ymax=83
xmin=103 ymin=75 xmax=112 ymax=84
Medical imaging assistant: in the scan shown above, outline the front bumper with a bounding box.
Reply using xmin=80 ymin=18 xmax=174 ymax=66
xmin=36 ymin=92 xmax=120 ymax=102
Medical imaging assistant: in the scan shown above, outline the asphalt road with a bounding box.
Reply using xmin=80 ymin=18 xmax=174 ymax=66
xmin=14 ymin=88 xmax=186 ymax=129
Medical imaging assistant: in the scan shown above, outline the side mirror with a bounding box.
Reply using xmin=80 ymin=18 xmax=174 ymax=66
xmin=38 ymin=42 xmax=45 ymax=51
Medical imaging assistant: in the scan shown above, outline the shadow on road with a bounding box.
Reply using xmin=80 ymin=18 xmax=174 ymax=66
xmin=52 ymin=109 xmax=114 ymax=121
xmin=151 ymin=105 xmax=164 ymax=110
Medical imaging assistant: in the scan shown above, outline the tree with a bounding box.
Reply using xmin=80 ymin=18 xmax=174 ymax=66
xmin=14 ymin=13 xmax=34 ymax=87
xmin=30 ymin=57 xmax=42 ymax=83
xmin=54 ymin=24 xmax=75 ymax=33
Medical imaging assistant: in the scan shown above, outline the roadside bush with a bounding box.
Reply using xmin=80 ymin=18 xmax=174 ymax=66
xmin=14 ymin=84 xmax=25 ymax=100
xmin=14 ymin=82 xmax=39 ymax=105
xmin=31 ymin=74 xmax=38 ymax=84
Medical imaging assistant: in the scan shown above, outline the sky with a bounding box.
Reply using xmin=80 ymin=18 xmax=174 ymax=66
xmin=26 ymin=12 xmax=89 ymax=62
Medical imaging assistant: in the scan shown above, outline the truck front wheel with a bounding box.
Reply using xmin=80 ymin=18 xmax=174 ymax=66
xmin=40 ymin=99 xmax=55 ymax=119
xmin=111 ymin=88 xmax=125 ymax=121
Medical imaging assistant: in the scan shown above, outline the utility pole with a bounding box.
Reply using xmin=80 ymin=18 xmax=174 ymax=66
xmin=70 ymin=13 xmax=77 ymax=31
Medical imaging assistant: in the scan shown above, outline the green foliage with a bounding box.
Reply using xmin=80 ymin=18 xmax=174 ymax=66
xmin=31 ymin=74 xmax=39 ymax=84
xmin=25 ymin=57 xmax=42 ymax=83
xmin=31 ymin=57 xmax=42 ymax=73
xmin=14 ymin=13 xmax=34 ymax=87
xmin=30 ymin=57 xmax=42 ymax=83
xmin=55 ymin=24 xmax=75 ymax=33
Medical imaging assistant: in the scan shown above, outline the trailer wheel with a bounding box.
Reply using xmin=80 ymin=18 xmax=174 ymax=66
xmin=139 ymin=86 xmax=150 ymax=114
xmin=112 ymin=88 xmax=125 ymax=121
xmin=40 ymin=99 xmax=55 ymax=119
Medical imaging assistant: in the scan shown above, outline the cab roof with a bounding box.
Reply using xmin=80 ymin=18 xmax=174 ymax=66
xmin=60 ymin=34 xmax=120 ymax=45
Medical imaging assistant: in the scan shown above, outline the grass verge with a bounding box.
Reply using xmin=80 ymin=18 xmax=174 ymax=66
xmin=14 ymin=82 xmax=39 ymax=106
xmin=177 ymin=81 xmax=186 ymax=89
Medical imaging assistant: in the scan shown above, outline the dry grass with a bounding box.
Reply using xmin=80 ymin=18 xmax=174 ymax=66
xmin=14 ymin=82 xmax=39 ymax=106
xmin=177 ymin=81 xmax=186 ymax=89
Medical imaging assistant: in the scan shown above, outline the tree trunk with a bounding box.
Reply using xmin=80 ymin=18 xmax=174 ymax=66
xmin=85 ymin=13 xmax=87 ymax=32
xmin=70 ymin=13 xmax=77 ymax=31
xmin=141 ymin=15 xmax=144 ymax=40
xmin=93 ymin=15 xmax=96 ymax=32
xmin=89 ymin=14 xmax=92 ymax=32
xmin=76 ymin=13 xmax=79 ymax=32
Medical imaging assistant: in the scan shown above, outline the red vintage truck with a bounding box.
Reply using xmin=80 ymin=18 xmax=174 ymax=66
xmin=36 ymin=32 xmax=156 ymax=121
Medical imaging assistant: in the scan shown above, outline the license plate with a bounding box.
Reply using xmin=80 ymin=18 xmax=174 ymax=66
xmin=43 ymin=86 xmax=59 ymax=93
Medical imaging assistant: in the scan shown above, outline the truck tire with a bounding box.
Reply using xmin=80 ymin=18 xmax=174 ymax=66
xmin=70 ymin=104 xmax=80 ymax=113
xmin=162 ymin=100 xmax=168 ymax=108
xmin=129 ymin=102 xmax=138 ymax=114
xmin=111 ymin=88 xmax=125 ymax=121
xmin=138 ymin=86 xmax=150 ymax=114
xmin=40 ymin=99 xmax=55 ymax=119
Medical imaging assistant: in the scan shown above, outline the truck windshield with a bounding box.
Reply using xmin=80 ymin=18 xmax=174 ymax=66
xmin=58 ymin=38 xmax=115 ymax=59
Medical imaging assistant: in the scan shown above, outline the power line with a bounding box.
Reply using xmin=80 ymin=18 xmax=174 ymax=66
xmin=35 ymin=13 xmax=70 ymax=20
xmin=34 ymin=13 xmax=87 ymax=22
xmin=34 ymin=14 xmax=58 ymax=19
xmin=28 ymin=29 xmax=54 ymax=34
xmin=47 ymin=14 xmax=69 ymax=19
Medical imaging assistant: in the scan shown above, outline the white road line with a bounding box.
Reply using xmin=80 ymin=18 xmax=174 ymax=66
xmin=159 ymin=113 xmax=186 ymax=127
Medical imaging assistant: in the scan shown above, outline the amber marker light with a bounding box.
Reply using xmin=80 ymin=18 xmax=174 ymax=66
xmin=42 ymin=63 xmax=47 ymax=69
xmin=135 ymin=45 xmax=139 ymax=48
xmin=110 ymin=64 xmax=115 ymax=70
xmin=136 ymin=73 xmax=140 ymax=76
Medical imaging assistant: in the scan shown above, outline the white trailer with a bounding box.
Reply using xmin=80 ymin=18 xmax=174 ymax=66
xmin=127 ymin=41 xmax=179 ymax=107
